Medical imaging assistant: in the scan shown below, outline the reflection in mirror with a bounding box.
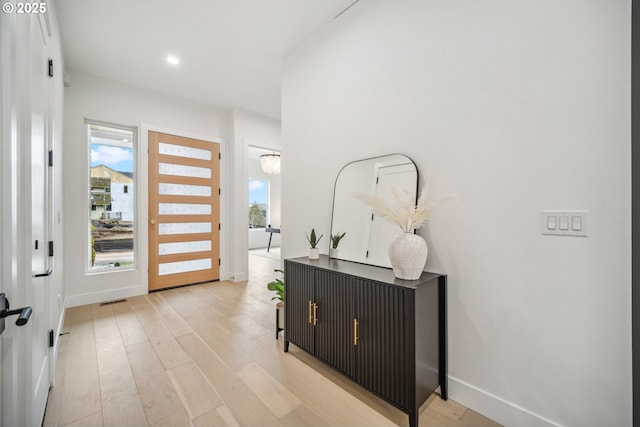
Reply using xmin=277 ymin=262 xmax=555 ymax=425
xmin=330 ymin=154 xmax=418 ymax=268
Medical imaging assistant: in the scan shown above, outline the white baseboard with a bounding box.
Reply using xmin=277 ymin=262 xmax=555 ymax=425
xmin=231 ymin=272 xmax=248 ymax=282
xmin=448 ymin=376 xmax=562 ymax=427
xmin=65 ymin=285 xmax=146 ymax=308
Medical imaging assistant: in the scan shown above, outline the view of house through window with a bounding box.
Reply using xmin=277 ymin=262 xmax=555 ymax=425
xmin=88 ymin=122 xmax=136 ymax=271
xmin=249 ymin=179 xmax=269 ymax=228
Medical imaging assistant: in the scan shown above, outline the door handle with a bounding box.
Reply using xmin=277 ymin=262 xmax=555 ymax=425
xmin=353 ymin=319 xmax=359 ymax=346
xmin=313 ymin=303 xmax=318 ymax=326
xmin=150 ymin=219 xmax=156 ymax=225
xmin=0 ymin=294 xmax=32 ymax=326
xmin=34 ymin=268 xmax=52 ymax=278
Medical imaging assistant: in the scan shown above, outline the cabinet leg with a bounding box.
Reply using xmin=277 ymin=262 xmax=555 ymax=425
xmin=409 ymin=409 xmax=418 ymax=427
xmin=284 ymin=339 xmax=290 ymax=352
xmin=439 ymin=276 xmax=448 ymax=400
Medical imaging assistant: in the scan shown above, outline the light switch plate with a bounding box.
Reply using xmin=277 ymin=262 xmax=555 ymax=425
xmin=541 ymin=210 xmax=588 ymax=237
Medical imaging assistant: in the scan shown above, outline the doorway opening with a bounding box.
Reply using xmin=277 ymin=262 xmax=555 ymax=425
xmin=248 ymin=146 xmax=281 ymax=261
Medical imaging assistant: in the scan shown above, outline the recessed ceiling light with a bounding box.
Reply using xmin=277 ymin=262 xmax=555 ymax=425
xmin=166 ymin=56 xmax=180 ymax=65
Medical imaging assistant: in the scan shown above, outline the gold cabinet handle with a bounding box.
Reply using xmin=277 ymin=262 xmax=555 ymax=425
xmin=313 ymin=303 xmax=318 ymax=326
xmin=308 ymin=300 xmax=312 ymax=324
xmin=353 ymin=319 xmax=359 ymax=346
xmin=150 ymin=219 xmax=156 ymax=225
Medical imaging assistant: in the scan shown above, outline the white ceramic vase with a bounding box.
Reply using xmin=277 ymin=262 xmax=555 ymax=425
xmin=309 ymin=248 xmax=320 ymax=259
xmin=329 ymin=248 xmax=339 ymax=259
xmin=388 ymin=232 xmax=428 ymax=280
xmin=276 ymin=301 xmax=285 ymax=330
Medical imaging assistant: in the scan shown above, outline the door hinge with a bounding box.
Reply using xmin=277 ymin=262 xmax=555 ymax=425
xmin=48 ymin=241 xmax=54 ymax=257
xmin=219 ymin=258 xmax=221 ymax=266
xmin=49 ymin=329 xmax=54 ymax=347
xmin=48 ymin=59 xmax=53 ymax=78
xmin=371 ymin=213 xmax=374 ymax=221
xmin=365 ymin=250 xmax=369 ymax=258
xmin=219 ymin=153 xmax=221 ymax=160
xmin=218 ymin=188 xmax=221 ymax=195
xmin=48 ymin=150 xmax=53 ymax=167
xmin=376 ymin=176 xmax=379 ymax=184
xmin=218 ymin=223 xmax=221 ymax=230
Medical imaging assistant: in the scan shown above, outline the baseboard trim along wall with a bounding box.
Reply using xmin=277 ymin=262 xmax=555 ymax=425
xmin=449 ymin=376 xmax=562 ymax=427
xmin=65 ymin=285 xmax=146 ymax=308
xmin=231 ymin=272 xmax=248 ymax=282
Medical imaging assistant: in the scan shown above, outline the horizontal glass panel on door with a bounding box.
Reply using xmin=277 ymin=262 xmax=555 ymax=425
xmin=158 ymin=258 xmax=212 ymax=276
xmin=158 ymin=203 xmax=212 ymax=215
xmin=158 ymin=240 xmax=212 ymax=255
xmin=159 ymin=222 xmax=212 ymax=235
xmin=158 ymin=162 xmax=212 ymax=179
xmin=159 ymin=183 xmax=212 ymax=197
xmin=159 ymin=142 xmax=212 ymax=160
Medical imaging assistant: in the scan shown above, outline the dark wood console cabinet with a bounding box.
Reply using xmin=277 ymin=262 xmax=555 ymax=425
xmin=284 ymin=255 xmax=447 ymax=427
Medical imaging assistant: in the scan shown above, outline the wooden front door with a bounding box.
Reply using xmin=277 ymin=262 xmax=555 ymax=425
xmin=148 ymin=131 xmax=220 ymax=291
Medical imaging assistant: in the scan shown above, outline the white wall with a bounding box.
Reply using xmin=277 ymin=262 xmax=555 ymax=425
xmin=63 ymin=71 xmax=230 ymax=306
xmin=282 ymin=1 xmax=631 ymax=426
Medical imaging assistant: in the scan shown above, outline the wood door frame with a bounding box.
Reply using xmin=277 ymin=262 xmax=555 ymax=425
xmin=139 ymin=124 xmax=226 ymax=291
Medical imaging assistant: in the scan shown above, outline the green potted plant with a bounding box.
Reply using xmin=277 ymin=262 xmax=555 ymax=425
xmin=329 ymin=232 xmax=346 ymax=258
xmin=306 ymin=228 xmax=323 ymax=259
xmin=267 ymin=269 xmax=285 ymax=336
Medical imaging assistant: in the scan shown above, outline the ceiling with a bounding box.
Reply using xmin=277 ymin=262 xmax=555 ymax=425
xmin=54 ymin=0 xmax=359 ymax=120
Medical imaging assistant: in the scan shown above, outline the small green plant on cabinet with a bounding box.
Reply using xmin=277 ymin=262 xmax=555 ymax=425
xmin=330 ymin=232 xmax=346 ymax=249
xmin=267 ymin=269 xmax=284 ymax=302
xmin=306 ymin=228 xmax=323 ymax=248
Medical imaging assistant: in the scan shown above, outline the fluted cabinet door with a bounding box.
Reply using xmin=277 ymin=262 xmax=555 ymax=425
xmin=284 ymin=262 xmax=315 ymax=354
xmin=283 ymin=256 xmax=446 ymax=427
xmin=354 ymin=280 xmax=410 ymax=410
xmin=314 ymin=270 xmax=353 ymax=377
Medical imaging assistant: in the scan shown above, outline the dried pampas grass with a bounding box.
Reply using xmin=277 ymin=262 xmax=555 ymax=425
xmin=353 ymin=177 xmax=457 ymax=233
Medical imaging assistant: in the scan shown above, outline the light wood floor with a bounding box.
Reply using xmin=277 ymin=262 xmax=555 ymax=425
xmin=43 ymin=253 xmax=502 ymax=427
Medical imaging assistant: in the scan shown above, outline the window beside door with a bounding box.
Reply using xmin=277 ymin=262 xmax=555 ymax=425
xmin=249 ymin=179 xmax=269 ymax=229
xmin=87 ymin=121 xmax=136 ymax=271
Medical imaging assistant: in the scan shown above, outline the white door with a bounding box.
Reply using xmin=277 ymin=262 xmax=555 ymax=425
xmin=27 ymin=14 xmax=52 ymax=427
xmin=0 ymin=10 xmax=52 ymax=427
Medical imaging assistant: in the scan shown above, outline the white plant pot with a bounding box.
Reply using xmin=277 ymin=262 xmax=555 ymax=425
xmin=388 ymin=232 xmax=428 ymax=280
xmin=329 ymin=248 xmax=339 ymax=259
xmin=309 ymin=248 xmax=320 ymax=259
xmin=276 ymin=301 xmax=284 ymax=330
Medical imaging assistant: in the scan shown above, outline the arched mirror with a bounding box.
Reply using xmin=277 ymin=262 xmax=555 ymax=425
xmin=330 ymin=154 xmax=418 ymax=267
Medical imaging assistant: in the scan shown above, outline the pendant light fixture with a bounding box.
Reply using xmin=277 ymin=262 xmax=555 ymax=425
xmin=260 ymin=153 xmax=281 ymax=174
